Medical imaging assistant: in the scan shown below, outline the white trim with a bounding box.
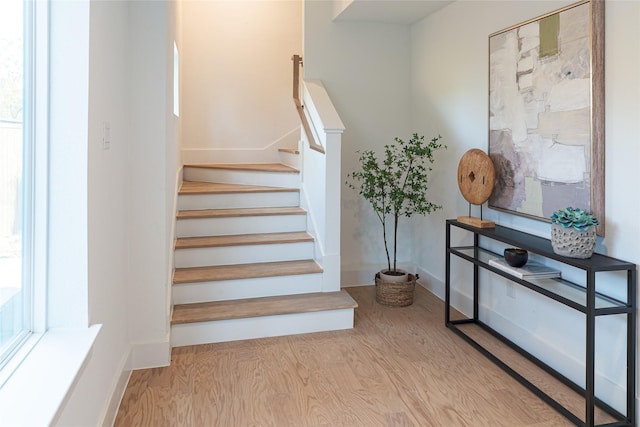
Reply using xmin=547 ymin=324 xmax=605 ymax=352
xmin=171 ymin=309 xmax=354 ymax=347
xmin=0 ymin=333 xmax=42 ymax=388
xmin=0 ymin=0 xmax=49 ymax=376
xmin=99 ymin=349 xmax=132 ymax=427
xmin=415 ymin=265 xmax=445 ymax=300
xmin=130 ymin=338 xmax=170 ymax=370
xmin=31 ymin=0 xmax=49 ymax=336
xmin=0 ymin=326 xmax=100 ymax=427
xmin=302 ymin=80 xmax=345 ymax=133
xmin=167 ymin=166 xmax=182 ymax=328
xmin=181 ymin=127 xmax=300 ymax=164
xmin=340 ymin=263 xmax=416 ymax=287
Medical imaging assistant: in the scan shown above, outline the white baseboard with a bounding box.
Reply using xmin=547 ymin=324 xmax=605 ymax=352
xmin=341 ymin=263 xmax=416 ymax=288
xmin=415 ymin=265 xmax=445 ymax=300
xmin=100 ymin=348 xmax=133 ymax=427
xmin=130 ymin=339 xmax=170 ymax=370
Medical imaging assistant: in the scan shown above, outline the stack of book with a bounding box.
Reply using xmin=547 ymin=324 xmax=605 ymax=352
xmin=488 ymin=258 xmax=561 ymax=280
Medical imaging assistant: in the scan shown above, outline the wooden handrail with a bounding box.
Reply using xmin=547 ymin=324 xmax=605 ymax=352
xmin=291 ymin=54 xmax=325 ymax=154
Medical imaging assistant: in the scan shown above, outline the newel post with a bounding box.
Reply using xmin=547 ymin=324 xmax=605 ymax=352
xmin=322 ymin=129 xmax=343 ymax=292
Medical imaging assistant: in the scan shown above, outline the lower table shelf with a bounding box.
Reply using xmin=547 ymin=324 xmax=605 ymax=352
xmin=447 ymin=319 xmax=629 ymax=426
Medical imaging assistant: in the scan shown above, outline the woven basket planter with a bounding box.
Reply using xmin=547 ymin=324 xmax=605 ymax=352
xmin=375 ymin=273 xmax=417 ymax=307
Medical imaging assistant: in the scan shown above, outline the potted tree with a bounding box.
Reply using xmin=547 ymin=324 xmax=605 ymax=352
xmin=347 ymin=133 xmax=446 ymax=306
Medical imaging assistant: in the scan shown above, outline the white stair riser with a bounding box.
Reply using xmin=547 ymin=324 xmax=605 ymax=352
xmin=176 ymin=215 xmax=306 ymax=238
xmin=171 ymin=309 xmax=355 ymax=347
xmin=278 ymin=151 xmax=300 ymax=170
xmin=184 ymin=167 xmax=300 ymax=188
xmin=174 ymin=242 xmax=314 ymax=268
xmin=178 ymin=192 xmax=299 ymax=210
xmin=172 ymin=273 xmax=323 ymax=304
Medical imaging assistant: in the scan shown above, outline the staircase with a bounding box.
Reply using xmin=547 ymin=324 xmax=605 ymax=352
xmin=170 ymin=160 xmax=357 ymax=347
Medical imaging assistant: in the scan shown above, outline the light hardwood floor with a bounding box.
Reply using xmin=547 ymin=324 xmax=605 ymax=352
xmin=115 ymin=286 xmax=581 ymax=426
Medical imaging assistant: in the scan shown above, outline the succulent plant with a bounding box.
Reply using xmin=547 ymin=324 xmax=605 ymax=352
xmin=550 ymin=207 xmax=599 ymax=231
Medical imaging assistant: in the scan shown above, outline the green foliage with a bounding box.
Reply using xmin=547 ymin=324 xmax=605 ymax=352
xmin=346 ymin=133 xmax=446 ymax=272
xmin=550 ymin=207 xmax=599 ymax=231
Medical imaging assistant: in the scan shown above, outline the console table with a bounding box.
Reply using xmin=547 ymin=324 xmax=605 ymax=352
xmin=445 ymin=219 xmax=636 ymax=427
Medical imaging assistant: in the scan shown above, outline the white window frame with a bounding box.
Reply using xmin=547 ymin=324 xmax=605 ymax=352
xmin=0 ymin=1 xmax=99 ymax=423
xmin=0 ymin=0 xmax=48 ymax=384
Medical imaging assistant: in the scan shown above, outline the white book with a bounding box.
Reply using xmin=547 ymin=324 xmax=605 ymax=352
xmin=488 ymin=258 xmax=561 ymax=280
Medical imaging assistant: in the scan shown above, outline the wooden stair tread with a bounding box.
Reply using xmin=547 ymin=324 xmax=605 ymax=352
xmin=179 ymin=181 xmax=298 ymax=195
xmin=175 ymin=231 xmax=313 ymax=249
xmin=177 ymin=206 xmax=306 ymax=220
xmin=173 ymin=260 xmax=323 ymax=284
xmin=171 ymin=290 xmax=358 ymax=324
xmin=184 ymin=163 xmax=299 ymax=174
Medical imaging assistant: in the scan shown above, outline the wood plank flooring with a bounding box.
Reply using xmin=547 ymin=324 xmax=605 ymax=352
xmin=115 ymin=286 xmax=579 ymax=426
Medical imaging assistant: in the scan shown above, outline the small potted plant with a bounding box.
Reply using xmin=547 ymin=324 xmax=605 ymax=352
xmin=550 ymin=207 xmax=599 ymax=258
xmin=347 ymin=133 xmax=446 ymax=305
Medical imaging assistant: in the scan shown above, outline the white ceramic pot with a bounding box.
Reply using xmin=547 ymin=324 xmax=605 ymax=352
xmin=379 ymin=269 xmax=409 ymax=283
xmin=550 ymin=223 xmax=596 ymax=259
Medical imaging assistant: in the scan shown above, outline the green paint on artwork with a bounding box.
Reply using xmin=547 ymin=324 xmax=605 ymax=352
xmin=518 ymin=176 xmax=544 ymax=216
xmin=539 ymin=13 xmax=560 ymax=58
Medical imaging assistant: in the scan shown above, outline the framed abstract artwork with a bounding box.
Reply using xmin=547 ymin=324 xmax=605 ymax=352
xmin=487 ymin=0 xmax=605 ymax=235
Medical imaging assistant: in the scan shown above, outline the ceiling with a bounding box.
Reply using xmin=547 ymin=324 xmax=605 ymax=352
xmin=333 ymin=0 xmax=454 ymax=25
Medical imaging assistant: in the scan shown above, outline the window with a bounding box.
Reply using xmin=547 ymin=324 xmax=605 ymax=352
xmin=0 ymin=0 xmax=46 ymax=372
xmin=173 ymin=41 xmax=180 ymax=117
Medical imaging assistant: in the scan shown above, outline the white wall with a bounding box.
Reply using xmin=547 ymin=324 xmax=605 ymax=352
xmin=303 ymin=0 xmax=413 ymax=285
xmin=180 ymin=0 xmax=302 ymax=162
xmin=304 ymin=0 xmax=638 ymax=414
xmin=52 ymin=0 xmax=130 ymax=425
xmin=44 ymin=0 xmax=639 ymax=423
xmin=54 ymin=1 xmax=181 ymax=425
xmin=47 ymin=0 xmax=90 ymax=330
xmin=126 ymin=0 xmax=178 ymax=370
xmin=411 ymin=0 xmax=639 ymax=414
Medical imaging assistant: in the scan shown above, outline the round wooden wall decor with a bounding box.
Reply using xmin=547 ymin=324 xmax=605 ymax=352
xmin=457 ymin=148 xmax=495 ymax=205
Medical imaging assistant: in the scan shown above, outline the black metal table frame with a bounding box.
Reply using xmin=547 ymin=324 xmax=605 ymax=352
xmin=445 ymin=219 xmax=636 ymax=427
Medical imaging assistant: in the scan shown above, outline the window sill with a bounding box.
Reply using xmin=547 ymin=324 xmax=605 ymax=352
xmin=0 ymin=325 xmax=101 ymax=426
